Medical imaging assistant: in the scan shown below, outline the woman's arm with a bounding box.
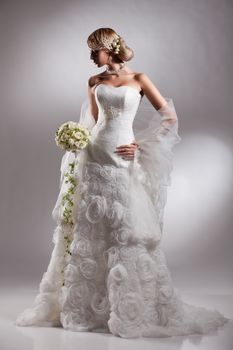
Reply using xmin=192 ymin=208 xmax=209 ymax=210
xmin=116 ymin=73 xmax=171 ymax=160
xmin=138 ymin=73 xmax=177 ymax=125
xmin=87 ymin=76 xmax=99 ymax=123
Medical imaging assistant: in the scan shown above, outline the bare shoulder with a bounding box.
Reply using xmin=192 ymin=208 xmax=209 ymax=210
xmin=135 ymin=73 xmax=167 ymax=109
xmin=134 ymin=72 xmax=156 ymax=92
xmin=135 ymin=72 xmax=153 ymax=86
xmin=88 ymin=74 xmax=103 ymax=89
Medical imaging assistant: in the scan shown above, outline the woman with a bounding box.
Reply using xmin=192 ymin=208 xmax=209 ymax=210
xmin=15 ymin=27 xmax=230 ymax=338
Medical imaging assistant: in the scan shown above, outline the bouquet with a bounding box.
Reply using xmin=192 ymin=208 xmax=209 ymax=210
xmin=54 ymin=121 xmax=91 ymax=263
xmin=55 ymin=121 xmax=91 ymax=152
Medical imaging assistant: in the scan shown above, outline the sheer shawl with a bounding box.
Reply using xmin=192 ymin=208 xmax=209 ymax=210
xmin=132 ymin=96 xmax=182 ymax=231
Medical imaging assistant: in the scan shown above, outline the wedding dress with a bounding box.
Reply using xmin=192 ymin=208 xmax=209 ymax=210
xmin=15 ymin=82 xmax=230 ymax=338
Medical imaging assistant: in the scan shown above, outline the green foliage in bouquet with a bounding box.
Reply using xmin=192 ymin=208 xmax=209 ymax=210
xmin=54 ymin=121 xmax=91 ymax=283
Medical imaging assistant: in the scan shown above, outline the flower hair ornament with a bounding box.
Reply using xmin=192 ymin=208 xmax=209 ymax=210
xmin=111 ymin=36 xmax=121 ymax=54
xmin=91 ymin=34 xmax=122 ymax=54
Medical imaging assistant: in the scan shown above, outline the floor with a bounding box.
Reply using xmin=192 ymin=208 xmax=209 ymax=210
xmin=1 ymin=287 xmax=233 ymax=350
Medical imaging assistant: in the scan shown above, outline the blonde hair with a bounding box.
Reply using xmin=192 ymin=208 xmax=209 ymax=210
xmin=87 ymin=27 xmax=134 ymax=62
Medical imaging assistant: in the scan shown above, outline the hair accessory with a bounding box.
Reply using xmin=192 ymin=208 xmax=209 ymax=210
xmin=111 ymin=36 xmax=121 ymax=54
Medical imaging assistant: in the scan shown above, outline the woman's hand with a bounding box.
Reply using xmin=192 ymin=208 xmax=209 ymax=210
xmin=114 ymin=141 xmax=139 ymax=160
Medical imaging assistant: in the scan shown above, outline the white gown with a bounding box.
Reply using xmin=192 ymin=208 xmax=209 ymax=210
xmin=15 ymin=83 xmax=230 ymax=338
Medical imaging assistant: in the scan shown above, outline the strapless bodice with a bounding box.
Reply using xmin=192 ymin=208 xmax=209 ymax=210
xmin=86 ymin=83 xmax=142 ymax=167
xmin=95 ymin=83 xmax=142 ymax=124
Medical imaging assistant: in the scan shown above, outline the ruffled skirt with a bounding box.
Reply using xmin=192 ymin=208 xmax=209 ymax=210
xmin=15 ymin=96 xmax=230 ymax=336
xmin=15 ymin=145 xmax=230 ymax=338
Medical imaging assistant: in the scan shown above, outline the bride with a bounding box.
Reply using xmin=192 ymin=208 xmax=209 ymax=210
xmin=15 ymin=27 xmax=230 ymax=338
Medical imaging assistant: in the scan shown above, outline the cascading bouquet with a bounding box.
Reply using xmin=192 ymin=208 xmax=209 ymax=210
xmin=54 ymin=121 xmax=91 ymax=274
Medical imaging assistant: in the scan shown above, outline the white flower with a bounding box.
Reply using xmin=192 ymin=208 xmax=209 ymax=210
xmin=85 ymin=195 xmax=107 ymax=223
xmin=79 ymin=257 xmax=97 ymax=279
xmin=117 ymin=292 xmax=144 ymax=327
xmin=64 ymin=283 xmax=91 ymax=308
xmin=107 ymin=311 xmax=142 ymax=338
xmin=158 ymin=284 xmax=174 ymax=304
xmin=61 ymin=308 xmax=94 ymax=330
xmin=74 ymin=219 xmax=90 ymax=236
xmin=106 ymin=201 xmax=124 ymax=228
xmin=108 ymin=263 xmax=128 ymax=284
xmin=82 ymin=128 xmax=90 ymax=137
xmin=68 ymin=121 xmax=76 ymax=128
xmin=60 ymin=133 xmax=67 ymax=141
xmin=77 ymin=141 xmax=87 ymax=149
xmin=70 ymin=238 xmax=92 ymax=257
xmin=74 ymin=131 xmax=83 ymax=139
xmin=136 ymin=253 xmax=157 ymax=282
xmin=110 ymin=228 xmax=131 ymax=245
xmin=90 ymin=288 xmax=110 ymax=315
xmin=64 ymin=263 xmax=80 ymax=286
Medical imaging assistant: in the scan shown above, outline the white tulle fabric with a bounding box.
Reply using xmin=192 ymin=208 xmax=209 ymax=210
xmin=15 ymin=83 xmax=230 ymax=337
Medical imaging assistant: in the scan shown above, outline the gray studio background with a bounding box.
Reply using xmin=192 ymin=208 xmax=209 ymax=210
xmin=0 ymin=0 xmax=232 ymax=294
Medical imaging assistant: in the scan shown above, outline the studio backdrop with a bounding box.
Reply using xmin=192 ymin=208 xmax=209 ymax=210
xmin=0 ymin=0 xmax=232 ymax=294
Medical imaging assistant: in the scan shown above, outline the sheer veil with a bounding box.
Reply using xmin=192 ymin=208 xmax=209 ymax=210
xmin=132 ymin=96 xmax=181 ymax=232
